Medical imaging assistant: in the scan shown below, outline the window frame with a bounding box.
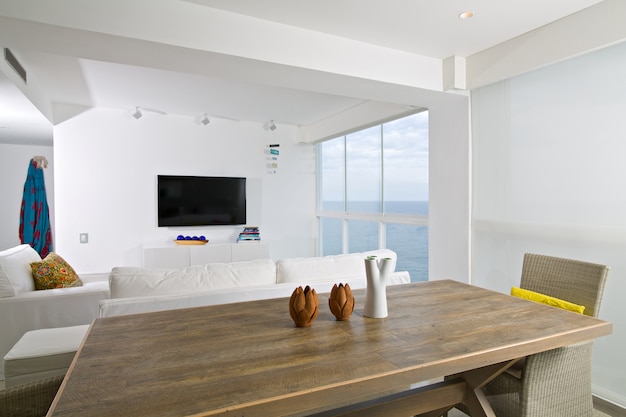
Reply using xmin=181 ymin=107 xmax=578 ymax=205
xmin=315 ymin=111 xmax=429 ymax=276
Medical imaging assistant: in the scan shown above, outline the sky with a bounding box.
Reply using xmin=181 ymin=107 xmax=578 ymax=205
xmin=319 ymin=110 xmax=429 ymax=203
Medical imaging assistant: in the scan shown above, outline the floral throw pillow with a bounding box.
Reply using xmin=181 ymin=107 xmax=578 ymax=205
xmin=31 ymin=253 xmax=83 ymax=290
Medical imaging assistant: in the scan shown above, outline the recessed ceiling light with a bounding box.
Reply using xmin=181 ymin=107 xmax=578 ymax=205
xmin=459 ymin=11 xmax=474 ymax=19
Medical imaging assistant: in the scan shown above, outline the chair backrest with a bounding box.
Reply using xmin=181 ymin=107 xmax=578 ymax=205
xmin=520 ymin=253 xmax=609 ymax=318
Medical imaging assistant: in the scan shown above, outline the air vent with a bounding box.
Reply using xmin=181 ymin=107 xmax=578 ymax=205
xmin=4 ymin=48 xmax=27 ymax=84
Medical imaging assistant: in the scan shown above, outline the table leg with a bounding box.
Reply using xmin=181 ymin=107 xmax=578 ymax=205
xmin=447 ymin=359 xmax=521 ymax=417
xmin=310 ymin=379 xmax=466 ymax=417
xmin=309 ymin=360 xmax=519 ymax=417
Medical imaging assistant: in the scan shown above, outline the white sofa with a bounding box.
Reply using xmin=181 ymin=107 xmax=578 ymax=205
xmin=100 ymin=249 xmax=410 ymax=318
xmin=0 ymin=245 xmax=110 ymax=380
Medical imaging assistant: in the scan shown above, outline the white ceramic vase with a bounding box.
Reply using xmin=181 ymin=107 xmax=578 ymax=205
xmin=363 ymin=256 xmax=393 ymax=318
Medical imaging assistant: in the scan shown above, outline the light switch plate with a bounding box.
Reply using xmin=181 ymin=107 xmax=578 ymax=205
xmin=80 ymin=233 xmax=88 ymax=244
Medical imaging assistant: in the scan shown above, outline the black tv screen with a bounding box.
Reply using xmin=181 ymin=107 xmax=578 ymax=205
xmin=157 ymin=175 xmax=246 ymax=227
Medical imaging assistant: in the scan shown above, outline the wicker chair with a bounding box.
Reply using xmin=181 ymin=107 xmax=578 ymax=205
xmin=0 ymin=374 xmax=64 ymax=417
xmin=481 ymin=253 xmax=609 ymax=417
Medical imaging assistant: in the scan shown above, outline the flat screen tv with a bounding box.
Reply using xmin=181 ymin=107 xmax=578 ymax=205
xmin=157 ymin=175 xmax=246 ymax=227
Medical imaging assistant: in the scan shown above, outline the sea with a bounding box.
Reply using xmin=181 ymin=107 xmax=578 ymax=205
xmin=319 ymin=201 xmax=428 ymax=282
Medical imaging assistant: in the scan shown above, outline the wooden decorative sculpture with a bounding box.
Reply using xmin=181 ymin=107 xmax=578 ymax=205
xmin=289 ymin=286 xmax=319 ymax=327
xmin=328 ymin=283 xmax=355 ymax=321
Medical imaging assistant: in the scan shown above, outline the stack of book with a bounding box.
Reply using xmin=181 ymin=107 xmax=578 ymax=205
xmin=237 ymin=226 xmax=261 ymax=243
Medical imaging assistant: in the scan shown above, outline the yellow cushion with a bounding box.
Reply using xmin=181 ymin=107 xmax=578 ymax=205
xmin=511 ymin=287 xmax=585 ymax=314
xmin=31 ymin=253 xmax=83 ymax=290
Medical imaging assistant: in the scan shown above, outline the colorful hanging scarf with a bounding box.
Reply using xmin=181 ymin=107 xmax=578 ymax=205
xmin=19 ymin=159 xmax=53 ymax=257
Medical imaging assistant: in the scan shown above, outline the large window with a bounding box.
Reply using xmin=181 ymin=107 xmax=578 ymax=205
xmin=317 ymin=111 xmax=429 ymax=282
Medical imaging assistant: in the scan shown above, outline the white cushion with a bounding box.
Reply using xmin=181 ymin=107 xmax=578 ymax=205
xmin=109 ymin=267 xmax=182 ymax=299
xmin=4 ymin=325 xmax=89 ymax=361
xmin=0 ymin=244 xmax=41 ymax=298
xmin=276 ymin=253 xmax=361 ymax=284
xmin=109 ymin=259 xmax=276 ymax=299
xmin=276 ymin=249 xmax=397 ymax=284
xmin=182 ymin=259 xmax=276 ymax=289
xmin=3 ymin=324 xmax=89 ymax=388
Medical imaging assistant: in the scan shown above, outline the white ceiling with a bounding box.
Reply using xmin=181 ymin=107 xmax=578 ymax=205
xmin=191 ymin=0 xmax=601 ymax=58
xmin=0 ymin=0 xmax=609 ymax=145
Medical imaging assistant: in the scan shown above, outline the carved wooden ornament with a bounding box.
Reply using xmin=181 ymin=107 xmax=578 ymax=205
xmin=289 ymin=285 xmax=319 ymax=327
xmin=329 ymin=283 xmax=355 ymax=321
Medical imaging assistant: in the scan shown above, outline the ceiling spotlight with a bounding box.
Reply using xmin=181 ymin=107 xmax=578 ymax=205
xmin=263 ymin=120 xmax=277 ymax=132
xmin=201 ymin=114 xmax=210 ymax=126
xmin=132 ymin=107 xmax=142 ymax=119
xmin=458 ymin=11 xmax=474 ymax=19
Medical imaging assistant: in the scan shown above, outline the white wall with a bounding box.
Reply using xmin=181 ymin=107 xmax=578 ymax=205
xmin=471 ymin=40 xmax=626 ymax=406
xmin=2 ymin=81 xmax=472 ymax=285
xmin=52 ymin=108 xmax=316 ymax=272
xmin=50 ymin=91 xmax=471 ymax=283
xmin=0 ymin=143 xmax=54 ymax=251
xmin=427 ymin=93 xmax=470 ymax=283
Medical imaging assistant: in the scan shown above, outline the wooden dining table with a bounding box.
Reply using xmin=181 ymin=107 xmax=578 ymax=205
xmin=47 ymin=280 xmax=611 ymax=417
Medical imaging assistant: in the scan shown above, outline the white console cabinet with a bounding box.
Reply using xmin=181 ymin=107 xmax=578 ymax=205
xmin=143 ymin=243 xmax=269 ymax=268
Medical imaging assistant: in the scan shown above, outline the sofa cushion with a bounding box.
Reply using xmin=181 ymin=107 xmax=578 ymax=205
xmin=109 ymin=267 xmax=181 ymax=299
xmin=511 ymin=287 xmax=585 ymax=314
xmin=109 ymin=259 xmax=276 ymax=299
xmin=0 ymin=244 xmax=41 ymax=297
xmin=4 ymin=324 xmax=89 ymax=388
xmin=182 ymin=259 xmax=276 ymax=290
xmin=31 ymin=253 xmax=83 ymax=290
xmin=276 ymin=249 xmax=397 ymax=285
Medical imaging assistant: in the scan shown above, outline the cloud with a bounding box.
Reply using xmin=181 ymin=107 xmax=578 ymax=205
xmin=320 ymin=111 xmax=429 ymax=202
